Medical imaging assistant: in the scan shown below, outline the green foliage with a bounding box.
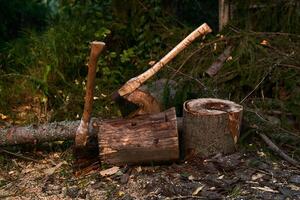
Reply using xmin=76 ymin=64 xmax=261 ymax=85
xmin=0 ymin=0 xmax=193 ymax=122
xmin=231 ymin=0 xmax=300 ymax=34
xmin=0 ymin=0 xmax=49 ymax=44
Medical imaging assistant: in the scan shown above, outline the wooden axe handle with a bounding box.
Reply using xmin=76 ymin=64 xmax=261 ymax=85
xmin=118 ymin=23 xmax=212 ymax=97
xmin=75 ymin=41 xmax=105 ymax=147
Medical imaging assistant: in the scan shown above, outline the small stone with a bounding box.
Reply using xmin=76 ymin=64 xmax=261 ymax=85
xmin=265 ymin=115 xmax=281 ymax=125
xmin=66 ymin=187 xmax=79 ymax=198
xmin=78 ymin=190 xmax=88 ymax=199
xmin=121 ymin=194 xmax=134 ymax=200
xmin=120 ymin=174 xmax=130 ymax=184
xmin=290 ymin=175 xmax=300 ymax=184
xmin=188 ymin=175 xmax=195 ymax=181
xmin=115 ymin=170 xmax=124 ymax=176
xmin=201 ymin=190 xmax=223 ymax=199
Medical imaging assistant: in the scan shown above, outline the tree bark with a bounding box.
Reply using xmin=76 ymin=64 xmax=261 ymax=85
xmin=0 ymin=120 xmax=81 ymax=146
xmin=96 ymin=108 xmax=179 ymax=165
xmin=0 ymin=117 xmax=183 ymax=146
xmin=183 ymin=98 xmax=243 ymax=158
xmin=219 ymin=0 xmax=231 ymax=31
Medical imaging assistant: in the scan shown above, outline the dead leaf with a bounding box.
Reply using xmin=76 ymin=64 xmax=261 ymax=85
xmin=0 ymin=113 xmax=8 ymax=120
xmin=118 ymin=191 xmax=125 ymax=197
xmin=192 ymin=185 xmax=204 ymax=196
xmin=148 ymin=61 xmax=156 ymax=66
xmin=136 ymin=166 xmax=142 ymax=173
xmin=260 ymin=40 xmax=269 ymax=46
xmin=100 ymin=166 xmax=120 ymax=177
xmin=44 ymin=161 xmax=67 ymax=176
xmin=217 ymin=175 xmax=224 ymax=180
xmin=22 ymin=168 xmax=35 ymax=174
xmin=226 ymin=56 xmax=233 ymax=61
xmin=251 ymin=173 xmax=265 ymax=181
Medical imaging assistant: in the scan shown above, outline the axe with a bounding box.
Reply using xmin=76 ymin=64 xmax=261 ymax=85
xmin=75 ymin=41 xmax=105 ymax=147
xmin=112 ymin=23 xmax=212 ymax=113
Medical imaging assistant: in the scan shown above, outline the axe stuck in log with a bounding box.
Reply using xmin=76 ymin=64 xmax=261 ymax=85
xmin=112 ymin=23 xmax=212 ymax=109
xmin=75 ymin=41 xmax=105 ymax=147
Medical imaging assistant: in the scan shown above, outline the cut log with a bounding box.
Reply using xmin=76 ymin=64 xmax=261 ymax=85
xmin=183 ymin=98 xmax=243 ymax=158
xmin=96 ymin=108 xmax=179 ymax=165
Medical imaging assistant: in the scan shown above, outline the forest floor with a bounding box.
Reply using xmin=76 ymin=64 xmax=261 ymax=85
xmin=0 ymin=144 xmax=299 ymax=200
xmin=0 ymin=75 xmax=300 ymax=199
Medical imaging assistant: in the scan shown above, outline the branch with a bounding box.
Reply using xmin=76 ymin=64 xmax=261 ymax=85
xmin=258 ymin=132 xmax=300 ymax=167
xmin=205 ymin=46 xmax=233 ymax=77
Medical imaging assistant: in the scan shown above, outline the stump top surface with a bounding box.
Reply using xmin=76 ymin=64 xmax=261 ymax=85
xmin=184 ymin=98 xmax=243 ymax=115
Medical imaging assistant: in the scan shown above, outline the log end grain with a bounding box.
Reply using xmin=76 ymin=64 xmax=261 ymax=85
xmin=183 ymin=98 xmax=243 ymax=158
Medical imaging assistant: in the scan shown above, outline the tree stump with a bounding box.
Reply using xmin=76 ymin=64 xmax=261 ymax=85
xmin=183 ymin=98 xmax=243 ymax=157
xmin=96 ymin=108 xmax=179 ymax=165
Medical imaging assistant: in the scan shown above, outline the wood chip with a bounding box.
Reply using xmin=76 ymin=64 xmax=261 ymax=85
xmin=251 ymin=186 xmax=279 ymax=193
xmin=251 ymin=173 xmax=265 ymax=181
xmin=100 ymin=166 xmax=120 ymax=177
xmin=192 ymin=185 xmax=204 ymax=196
xmin=44 ymin=161 xmax=67 ymax=176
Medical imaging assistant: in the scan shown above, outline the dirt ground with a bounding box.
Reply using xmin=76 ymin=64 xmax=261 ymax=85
xmin=0 ymin=145 xmax=299 ymax=200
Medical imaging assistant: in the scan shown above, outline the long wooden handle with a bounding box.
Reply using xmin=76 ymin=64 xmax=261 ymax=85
xmin=75 ymin=41 xmax=105 ymax=147
xmin=118 ymin=23 xmax=212 ymax=97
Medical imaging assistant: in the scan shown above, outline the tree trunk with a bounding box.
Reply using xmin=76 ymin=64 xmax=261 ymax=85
xmin=183 ymin=98 xmax=243 ymax=158
xmin=96 ymin=108 xmax=179 ymax=165
xmin=219 ymin=0 xmax=231 ymax=31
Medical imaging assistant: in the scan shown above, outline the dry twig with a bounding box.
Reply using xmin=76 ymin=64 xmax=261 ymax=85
xmin=258 ymin=132 xmax=300 ymax=167
xmin=0 ymin=148 xmax=39 ymax=163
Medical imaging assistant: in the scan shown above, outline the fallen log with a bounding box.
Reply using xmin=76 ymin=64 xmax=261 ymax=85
xmin=258 ymin=132 xmax=300 ymax=167
xmin=96 ymin=108 xmax=179 ymax=165
xmin=0 ymin=117 xmax=183 ymax=146
xmin=0 ymin=120 xmax=83 ymax=146
xmin=183 ymin=98 xmax=243 ymax=157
